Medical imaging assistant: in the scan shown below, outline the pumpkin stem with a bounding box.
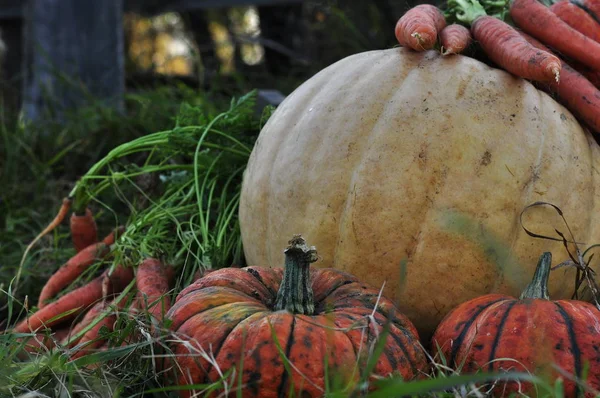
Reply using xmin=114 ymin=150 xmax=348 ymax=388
xmin=520 ymin=252 xmax=552 ymax=300
xmin=274 ymin=235 xmax=317 ymax=315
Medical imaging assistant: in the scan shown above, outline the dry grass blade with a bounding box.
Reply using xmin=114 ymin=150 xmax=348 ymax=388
xmin=520 ymin=201 xmax=600 ymax=308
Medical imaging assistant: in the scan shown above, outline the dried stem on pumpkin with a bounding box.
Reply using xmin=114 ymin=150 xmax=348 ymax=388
xmin=519 ymin=201 xmax=600 ymax=309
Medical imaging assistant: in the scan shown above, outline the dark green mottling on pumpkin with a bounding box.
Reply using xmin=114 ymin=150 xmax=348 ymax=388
xmin=247 ymin=267 xmax=277 ymax=301
xmin=388 ymin=325 xmax=416 ymax=375
xmin=246 ymin=370 xmax=261 ymax=395
xmin=439 ymin=209 xmax=527 ymax=289
xmin=487 ymin=301 xmax=517 ymax=372
xmin=276 ymin=317 xmax=295 ymax=398
xmin=555 ymin=302 xmax=582 ymax=396
xmin=398 ymin=258 xmax=408 ymax=297
xmin=448 ymin=298 xmax=508 ymax=366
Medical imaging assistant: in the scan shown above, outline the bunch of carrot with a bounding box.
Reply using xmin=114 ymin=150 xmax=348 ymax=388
xmin=12 ymin=203 xmax=173 ymax=363
xmin=9 ymin=92 xmax=259 ymax=370
xmin=394 ymin=0 xmax=600 ymax=136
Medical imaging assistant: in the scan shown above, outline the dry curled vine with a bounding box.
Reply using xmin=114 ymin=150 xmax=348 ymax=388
xmin=519 ymin=201 xmax=600 ymax=309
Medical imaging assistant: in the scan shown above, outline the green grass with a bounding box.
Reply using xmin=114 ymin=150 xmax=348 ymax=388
xmin=0 ymin=0 xmax=400 ymax=327
xmin=1 ymin=87 xmax=596 ymax=398
xmin=0 ymin=85 xmax=260 ymax=397
xmin=1 ymin=2 xmax=598 ymax=395
xmin=1 ymin=84 xmax=211 ymax=310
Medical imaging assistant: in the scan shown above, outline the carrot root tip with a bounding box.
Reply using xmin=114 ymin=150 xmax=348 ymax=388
xmin=410 ymin=32 xmax=428 ymax=50
xmin=441 ymin=46 xmax=454 ymax=56
xmin=553 ymin=68 xmax=560 ymax=83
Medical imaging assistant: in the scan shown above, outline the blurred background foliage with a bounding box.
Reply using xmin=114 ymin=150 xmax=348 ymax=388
xmin=120 ymin=1 xmax=418 ymax=92
xmin=0 ymin=0 xmax=427 ymax=320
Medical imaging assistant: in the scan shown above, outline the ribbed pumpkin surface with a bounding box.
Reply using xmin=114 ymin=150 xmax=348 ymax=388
xmin=166 ymin=266 xmax=427 ymax=397
xmin=433 ymin=271 xmax=600 ymax=397
xmin=239 ymin=47 xmax=600 ymax=338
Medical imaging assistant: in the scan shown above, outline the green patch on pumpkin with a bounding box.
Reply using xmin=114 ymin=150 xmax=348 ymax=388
xmin=438 ymin=209 xmax=528 ymax=290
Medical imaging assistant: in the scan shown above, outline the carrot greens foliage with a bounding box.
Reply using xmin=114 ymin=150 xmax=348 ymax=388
xmin=1 ymin=90 xmax=272 ymax=397
xmin=70 ymin=90 xmax=267 ymax=285
xmin=444 ymin=0 xmax=509 ymax=24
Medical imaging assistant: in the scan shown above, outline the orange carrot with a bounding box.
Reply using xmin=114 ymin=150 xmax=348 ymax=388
xmin=37 ymin=242 xmax=111 ymax=308
xmin=550 ymin=1 xmax=600 ymax=43
xmin=16 ymin=198 xmax=72 ymax=288
xmin=471 ymin=16 xmax=561 ymax=83
xmin=395 ymin=5 xmax=447 ymax=51
xmin=521 ymin=32 xmax=600 ymax=134
xmin=136 ymin=258 xmax=172 ymax=322
xmin=579 ymin=67 xmax=600 ymax=89
xmin=70 ymin=208 xmax=98 ymax=252
xmin=28 ymin=198 xmax=71 ymax=246
xmin=15 ymin=265 xmax=133 ymax=333
xmin=136 ymin=259 xmax=173 ymax=371
xmin=63 ymin=301 xmax=107 ymax=348
xmin=511 ymin=0 xmax=600 ymax=70
xmin=69 ymin=296 xmax=128 ymax=360
xmin=16 ymin=279 xmax=103 ymax=333
xmin=439 ymin=24 xmax=472 ymax=55
xmin=571 ymin=0 xmax=600 ymax=21
xmin=102 ymin=225 xmax=125 ymax=246
xmin=569 ymin=58 xmax=600 ymax=88
xmin=38 ymin=228 xmax=122 ymax=308
xmin=69 ymin=313 xmax=115 ymax=359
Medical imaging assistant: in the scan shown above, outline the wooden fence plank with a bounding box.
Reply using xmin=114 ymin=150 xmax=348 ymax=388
xmin=22 ymin=0 xmax=125 ymax=121
xmin=0 ymin=17 xmax=22 ymax=112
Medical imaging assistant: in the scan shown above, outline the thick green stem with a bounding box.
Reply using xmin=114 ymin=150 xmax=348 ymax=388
xmin=520 ymin=252 xmax=552 ymax=300
xmin=275 ymin=235 xmax=318 ymax=315
xmin=446 ymin=0 xmax=488 ymax=25
xmin=68 ymin=126 xmax=204 ymax=200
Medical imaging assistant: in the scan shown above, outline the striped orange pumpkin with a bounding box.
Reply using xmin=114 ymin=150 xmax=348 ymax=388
xmin=432 ymin=252 xmax=600 ymax=397
xmin=166 ymin=235 xmax=427 ymax=397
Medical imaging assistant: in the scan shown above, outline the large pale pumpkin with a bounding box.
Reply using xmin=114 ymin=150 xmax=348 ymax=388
xmin=239 ymin=47 xmax=600 ymax=337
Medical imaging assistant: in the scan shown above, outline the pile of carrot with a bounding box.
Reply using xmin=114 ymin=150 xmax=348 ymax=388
xmin=394 ymin=0 xmax=600 ymax=136
xmin=9 ymin=91 xmax=257 ymax=369
xmin=13 ymin=204 xmax=174 ymax=363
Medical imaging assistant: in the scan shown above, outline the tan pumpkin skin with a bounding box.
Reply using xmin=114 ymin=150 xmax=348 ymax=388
xmin=239 ymin=47 xmax=600 ymax=337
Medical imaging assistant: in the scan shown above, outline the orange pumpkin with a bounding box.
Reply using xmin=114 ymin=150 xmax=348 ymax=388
xmin=166 ymin=236 xmax=428 ymax=397
xmin=432 ymin=252 xmax=600 ymax=397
